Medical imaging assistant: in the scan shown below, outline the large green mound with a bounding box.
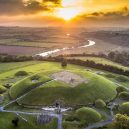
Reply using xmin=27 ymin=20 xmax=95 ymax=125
xmin=8 ymin=62 xmax=117 ymax=106
xmin=119 ymin=102 xmax=129 ymax=116
xmin=76 ymin=107 xmax=102 ymax=125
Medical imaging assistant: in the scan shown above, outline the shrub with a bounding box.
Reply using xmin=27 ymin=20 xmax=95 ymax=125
xmin=119 ymin=102 xmax=129 ymax=116
xmin=15 ymin=71 xmax=28 ymax=76
xmin=76 ymin=107 xmax=101 ymax=125
xmin=61 ymin=59 xmax=67 ymax=67
xmin=119 ymin=92 xmax=129 ymax=100
xmin=95 ymin=99 xmax=106 ymax=108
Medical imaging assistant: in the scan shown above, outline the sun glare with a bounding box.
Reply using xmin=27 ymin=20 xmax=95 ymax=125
xmin=56 ymin=8 xmax=79 ymax=20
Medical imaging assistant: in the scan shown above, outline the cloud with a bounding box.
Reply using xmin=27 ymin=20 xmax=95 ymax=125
xmin=71 ymin=6 xmax=129 ymax=27
xmin=0 ymin=0 xmax=61 ymax=15
xmin=86 ymin=7 xmax=129 ymax=18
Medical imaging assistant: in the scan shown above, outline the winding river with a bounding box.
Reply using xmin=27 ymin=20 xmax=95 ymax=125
xmin=36 ymin=40 xmax=96 ymax=57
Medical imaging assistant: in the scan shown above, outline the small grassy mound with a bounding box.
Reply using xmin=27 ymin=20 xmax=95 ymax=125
xmin=95 ymin=99 xmax=106 ymax=108
xmin=76 ymin=107 xmax=102 ymax=125
xmin=17 ymin=70 xmax=117 ymax=106
xmin=9 ymin=73 xmax=51 ymax=99
xmin=0 ymin=85 xmax=6 ymax=94
xmin=15 ymin=71 xmax=28 ymax=76
xmin=119 ymin=92 xmax=129 ymax=100
xmin=119 ymin=102 xmax=129 ymax=116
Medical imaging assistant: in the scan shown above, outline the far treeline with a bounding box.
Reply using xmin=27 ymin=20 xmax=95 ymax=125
xmin=0 ymin=51 xmax=129 ymax=76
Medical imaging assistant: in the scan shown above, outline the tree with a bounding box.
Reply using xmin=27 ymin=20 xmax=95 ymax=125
xmin=113 ymin=114 xmax=129 ymax=129
xmin=12 ymin=117 xmax=19 ymax=127
xmin=61 ymin=59 xmax=67 ymax=67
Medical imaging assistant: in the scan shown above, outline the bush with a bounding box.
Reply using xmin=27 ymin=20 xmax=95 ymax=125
xmin=95 ymin=99 xmax=106 ymax=108
xmin=119 ymin=102 xmax=129 ymax=116
xmin=119 ymin=92 xmax=129 ymax=100
xmin=61 ymin=59 xmax=67 ymax=67
xmin=0 ymin=85 xmax=6 ymax=94
xmin=76 ymin=107 xmax=101 ymax=125
xmin=15 ymin=71 xmax=28 ymax=76
xmin=116 ymin=86 xmax=127 ymax=94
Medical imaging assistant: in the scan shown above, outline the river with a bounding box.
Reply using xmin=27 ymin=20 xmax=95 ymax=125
xmin=36 ymin=40 xmax=95 ymax=57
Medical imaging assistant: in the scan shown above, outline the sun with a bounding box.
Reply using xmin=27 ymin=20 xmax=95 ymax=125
xmin=56 ymin=8 xmax=79 ymax=20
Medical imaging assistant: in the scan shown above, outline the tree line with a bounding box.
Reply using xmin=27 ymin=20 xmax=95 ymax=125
xmin=39 ymin=57 xmax=129 ymax=77
xmin=0 ymin=54 xmax=33 ymax=62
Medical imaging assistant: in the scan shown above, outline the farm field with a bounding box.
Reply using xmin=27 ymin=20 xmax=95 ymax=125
xmin=0 ymin=27 xmax=129 ymax=56
xmin=66 ymin=56 xmax=129 ymax=71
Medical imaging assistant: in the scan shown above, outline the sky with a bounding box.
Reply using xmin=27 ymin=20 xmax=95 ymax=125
xmin=0 ymin=0 xmax=129 ymax=27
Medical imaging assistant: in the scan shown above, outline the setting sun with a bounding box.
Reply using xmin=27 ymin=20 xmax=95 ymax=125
xmin=56 ymin=8 xmax=80 ymax=20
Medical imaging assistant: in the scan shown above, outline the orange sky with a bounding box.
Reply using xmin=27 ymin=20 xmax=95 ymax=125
xmin=0 ymin=0 xmax=129 ymax=27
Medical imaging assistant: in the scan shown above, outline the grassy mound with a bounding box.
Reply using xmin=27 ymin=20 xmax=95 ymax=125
xmin=0 ymin=85 xmax=6 ymax=94
xmin=119 ymin=102 xmax=129 ymax=116
xmin=95 ymin=99 xmax=106 ymax=108
xmin=17 ymin=69 xmax=117 ymax=106
xmin=9 ymin=73 xmax=51 ymax=98
xmin=15 ymin=71 xmax=28 ymax=76
xmin=76 ymin=107 xmax=102 ymax=125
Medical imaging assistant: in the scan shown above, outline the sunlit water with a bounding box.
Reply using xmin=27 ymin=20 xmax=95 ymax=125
xmin=36 ymin=40 xmax=95 ymax=57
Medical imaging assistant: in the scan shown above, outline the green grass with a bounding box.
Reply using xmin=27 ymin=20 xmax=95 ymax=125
xmin=10 ymin=62 xmax=117 ymax=106
xmin=67 ymin=56 xmax=129 ymax=71
xmin=0 ymin=112 xmax=57 ymax=129
xmin=0 ymin=61 xmax=38 ymax=74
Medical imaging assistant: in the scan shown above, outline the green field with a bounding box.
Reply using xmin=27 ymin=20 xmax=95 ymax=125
xmin=0 ymin=37 xmax=78 ymax=48
xmin=67 ymin=56 xmax=129 ymax=71
xmin=0 ymin=61 xmax=39 ymax=74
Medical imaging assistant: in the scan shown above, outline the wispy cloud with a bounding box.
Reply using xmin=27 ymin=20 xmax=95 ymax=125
xmin=0 ymin=0 xmax=61 ymax=15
